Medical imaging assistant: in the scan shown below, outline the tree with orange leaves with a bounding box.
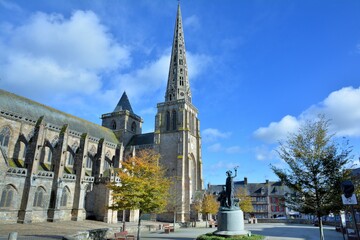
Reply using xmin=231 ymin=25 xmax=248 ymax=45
xmin=108 ymin=149 xmax=170 ymax=240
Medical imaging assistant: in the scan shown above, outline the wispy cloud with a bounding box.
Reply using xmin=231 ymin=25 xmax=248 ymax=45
xmin=0 ymin=0 xmax=22 ymax=11
xmin=184 ymin=15 xmax=201 ymax=31
xmin=254 ymin=145 xmax=277 ymax=161
xmin=225 ymin=146 xmax=242 ymax=154
xmin=202 ymin=128 xmax=231 ymax=142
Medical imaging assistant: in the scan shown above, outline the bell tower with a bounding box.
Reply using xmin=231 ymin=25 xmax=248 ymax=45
xmin=155 ymin=3 xmax=203 ymax=222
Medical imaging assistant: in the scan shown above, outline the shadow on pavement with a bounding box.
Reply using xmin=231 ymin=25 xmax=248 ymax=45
xmin=23 ymin=235 xmax=63 ymax=239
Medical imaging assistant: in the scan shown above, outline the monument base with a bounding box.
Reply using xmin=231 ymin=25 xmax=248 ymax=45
xmin=214 ymin=209 xmax=250 ymax=236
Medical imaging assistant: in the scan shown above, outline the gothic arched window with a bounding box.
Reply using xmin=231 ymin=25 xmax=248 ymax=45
xmin=67 ymin=151 xmax=74 ymax=166
xmin=111 ymin=120 xmax=116 ymax=130
xmin=60 ymin=187 xmax=70 ymax=207
xmin=22 ymin=142 xmax=27 ymax=160
xmin=45 ymin=146 xmax=52 ymax=164
xmin=0 ymin=185 xmax=16 ymax=208
xmin=172 ymin=110 xmax=177 ymax=130
xmin=166 ymin=111 xmax=171 ymax=131
xmin=86 ymin=156 xmax=93 ymax=169
xmin=131 ymin=122 xmax=137 ymax=132
xmin=33 ymin=187 xmax=45 ymax=207
xmin=0 ymin=126 xmax=11 ymax=154
xmin=104 ymin=157 xmax=111 ymax=170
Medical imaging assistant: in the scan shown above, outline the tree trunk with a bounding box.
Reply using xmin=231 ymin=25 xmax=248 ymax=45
xmin=317 ymin=213 xmax=324 ymax=240
xmin=173 ymin=211 xmax=176 ymax=232
xmin=205 ymin=213 xmax=208 ymax=228
xmin=137 ymin=211 xmax=142 ymax=240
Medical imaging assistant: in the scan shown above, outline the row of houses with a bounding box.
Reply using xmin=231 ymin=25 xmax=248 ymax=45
xmin=208 ymin=177 xmax=295 ymax=219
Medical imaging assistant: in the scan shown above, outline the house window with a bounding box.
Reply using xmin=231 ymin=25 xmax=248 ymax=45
xmin=0 ymin=126 xmax=11 ymax=154
xmin=0 ymin=185 xmax=16 ymax=208
xmin=33 ymin=187 xmax=45 ymax=207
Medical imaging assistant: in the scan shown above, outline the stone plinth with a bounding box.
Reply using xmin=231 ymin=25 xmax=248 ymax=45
xmin=214 ymin=209 xmax=250 ymax=236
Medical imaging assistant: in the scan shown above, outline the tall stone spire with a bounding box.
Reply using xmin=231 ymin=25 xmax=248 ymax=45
xmin=165 ymin=3 xmax=192 ymax=103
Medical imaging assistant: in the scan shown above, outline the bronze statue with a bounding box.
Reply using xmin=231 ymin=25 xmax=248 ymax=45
xmin=225 ymin=167 xmax=237 ymax=207
xmin=217 ymin=186 xmax=228 ymax=208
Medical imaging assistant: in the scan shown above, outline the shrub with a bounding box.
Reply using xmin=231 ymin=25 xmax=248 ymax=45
xmin=196 ymin=232 xmax=264 ymax=240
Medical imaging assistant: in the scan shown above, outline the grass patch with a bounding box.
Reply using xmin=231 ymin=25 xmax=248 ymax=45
xmin=196 ymin=232 xmax=264 ymax=240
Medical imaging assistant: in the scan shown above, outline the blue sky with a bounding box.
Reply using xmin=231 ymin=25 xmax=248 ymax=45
xmin=1 ymin=0 xmax=360 ymax=186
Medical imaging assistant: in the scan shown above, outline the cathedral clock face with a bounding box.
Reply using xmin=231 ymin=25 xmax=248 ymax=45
xmin=180 ymin=92 xmax=184 ymax=96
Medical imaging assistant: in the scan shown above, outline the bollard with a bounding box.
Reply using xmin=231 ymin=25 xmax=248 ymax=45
xmin=8 ymin=232 xmax=18 ymax=240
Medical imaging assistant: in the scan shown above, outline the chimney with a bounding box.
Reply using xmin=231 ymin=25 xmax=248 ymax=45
xmin=244 ymin=177 xmax=248 ymax=185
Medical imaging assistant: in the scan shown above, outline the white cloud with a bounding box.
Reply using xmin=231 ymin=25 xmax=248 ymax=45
xmin=0 ymin=9 xmax=212 ymax=124
xmin=111 ymin=54 xmax=169 ymax=103
xmin=187 ymin=52 xmax=212 ymax=81
xmin=0 ymin=10 xmax=130 ymax=103
xmin=254 ymin=86 xmax=360 ymax=144
xmin=253 ymin=115 xmax=299 ymax=144
xmin=10 ymin=11 xmax=130 ymax=70
xmin=202 ymin=128 xmax=231 ymax=142
xmin=302 ymin=86 xmax=360 ymax=136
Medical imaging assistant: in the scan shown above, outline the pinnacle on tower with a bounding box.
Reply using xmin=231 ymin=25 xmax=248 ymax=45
xmin=165 ymin=3 xmax=192 ymax=103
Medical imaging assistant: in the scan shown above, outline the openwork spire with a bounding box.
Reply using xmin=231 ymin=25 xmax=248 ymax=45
xmin=165 ymin=3 xmax=192 ymax=103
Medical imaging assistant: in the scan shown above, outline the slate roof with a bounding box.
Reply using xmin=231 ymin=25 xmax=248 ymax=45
xmin=0 ymin=89 xmax=119 ymax=144
xmin=114 ymin=92 xmax=133 ymax=113
xmin=352 ymin=167 xmax=360 ymax=176
xmin=127 ymin=133 xmax=154 ymax=147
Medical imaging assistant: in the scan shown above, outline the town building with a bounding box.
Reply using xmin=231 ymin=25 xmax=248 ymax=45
xmin=208 ymin=177 xmax=290 ymax=219
xmin=0 ymin=4 xmax=203 ymax=224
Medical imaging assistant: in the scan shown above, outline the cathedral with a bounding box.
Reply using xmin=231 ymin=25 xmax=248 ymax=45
xmin=0 ymin=4 xmax=203 ymax=224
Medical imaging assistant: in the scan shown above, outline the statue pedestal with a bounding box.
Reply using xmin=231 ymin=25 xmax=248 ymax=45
xmin=214 ymin=209 xmax=250 ymax=236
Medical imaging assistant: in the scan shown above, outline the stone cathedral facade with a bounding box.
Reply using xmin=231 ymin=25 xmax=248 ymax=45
xmin=0 ymin=4 xmax=203 ymax=224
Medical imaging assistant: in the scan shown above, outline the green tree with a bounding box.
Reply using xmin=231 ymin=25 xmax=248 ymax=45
xmin=202 ymin=193 xmax=219 ymax=226
xmin=271 ymin=116 xmax=352 ymax=240
xmin=108 ymin=149 xmax=170 ymax=240
xmin=236 ymin=187 xmax=253 ymax=214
